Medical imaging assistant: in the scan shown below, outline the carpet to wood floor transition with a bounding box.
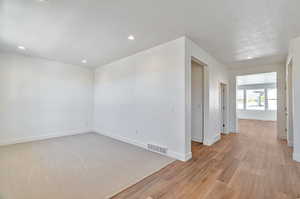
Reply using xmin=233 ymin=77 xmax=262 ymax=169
xmin=2 ymin=120 xmax=300 ymax=199
xmin=112 ymin=119 xmax=300 ymax=199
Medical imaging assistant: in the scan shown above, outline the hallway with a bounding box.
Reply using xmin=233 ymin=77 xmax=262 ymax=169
xmin=113 ymin=119 xmax=300 ymax=198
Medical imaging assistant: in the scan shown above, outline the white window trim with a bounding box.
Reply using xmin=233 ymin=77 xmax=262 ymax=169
xmin=237 ymin=83 xmax=277 ymax=111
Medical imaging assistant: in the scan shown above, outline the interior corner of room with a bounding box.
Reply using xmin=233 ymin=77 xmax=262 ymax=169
xmin=1 ymin=1 xmax=300 ymax=198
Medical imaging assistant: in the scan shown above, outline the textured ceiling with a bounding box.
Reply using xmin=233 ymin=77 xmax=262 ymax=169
xmin=0 ymin=0 xmax=299 ymax=68
xmin=237 ymin=72 xmax=277 ymax=85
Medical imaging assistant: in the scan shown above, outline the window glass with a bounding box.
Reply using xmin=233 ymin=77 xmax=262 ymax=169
xmin=237 ymin=89 xmax=244 ymax=110
xmin=246 ymin=89 xmax=265 ymax=110
xmin=268 ymin=88 xmax=277 ymax=110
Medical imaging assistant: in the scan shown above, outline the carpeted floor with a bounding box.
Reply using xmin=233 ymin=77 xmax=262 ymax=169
xmin=0 ymin=133 xmax=174 ymax=199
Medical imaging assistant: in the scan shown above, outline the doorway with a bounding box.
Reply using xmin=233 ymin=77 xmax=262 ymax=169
xmin=191 ymin=60 xmax=204 ymax=143
xmin=236 ymin=72 xmax=278 ymax=137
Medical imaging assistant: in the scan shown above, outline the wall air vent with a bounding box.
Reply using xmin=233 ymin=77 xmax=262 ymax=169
xmin=147 ymin=144 xmax=168 ymax=154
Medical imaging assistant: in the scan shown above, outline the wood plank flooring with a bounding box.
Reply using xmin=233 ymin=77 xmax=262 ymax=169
xmin=112 ymin=119 xmax=300 ymax=199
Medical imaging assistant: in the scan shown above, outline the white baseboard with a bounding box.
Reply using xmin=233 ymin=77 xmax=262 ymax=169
xmin=183 ymin=152 xmax=192 ymax=161
xmin=280 ymin=134 xmax=287 ymax=140
xmin=0 ymin=128 xmax=91 ymax=146
xmin=192 ymin=137 xmax=203 ymax=143
xmin=203 ymin=134 xmax=221 ymax=146
xmin=94 ymin=129 xmax=147 ymax=148
xmin=94 ymin=129 xmax=189 ymax=162
xmin=168 ymin=151 xmax=192 ymax=162
xmin=288 ymin=140 xmax=293 ymax=147
xmin=293 ymin=153 xmax=300 ymax=162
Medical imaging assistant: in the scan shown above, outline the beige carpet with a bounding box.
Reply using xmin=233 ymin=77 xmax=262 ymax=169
xmin=0 ymin=133 xmax=174 ymax=199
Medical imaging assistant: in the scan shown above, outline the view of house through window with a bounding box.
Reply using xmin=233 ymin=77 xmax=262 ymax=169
xmin=236 ymin=72 xmax=277 ymax=124
xmin=237 ymin=87 xmax=277 ymax=111
xmin=246 ymin=89 xmax=266 ymax=110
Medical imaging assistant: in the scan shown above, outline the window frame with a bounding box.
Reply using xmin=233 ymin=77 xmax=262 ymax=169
xmin=237 ymin=83 xmax=277 ymax=111
xmin=245 ymin=88 xmax=266 ymax=111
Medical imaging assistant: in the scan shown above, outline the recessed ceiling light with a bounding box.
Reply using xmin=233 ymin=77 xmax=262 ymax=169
xmin=247 ymin=56 xmax=252 ymax=59
xmin=18 ymin=46 xmax=26 ymax=50
xmin=128 ymin=35 xmax=135 ymax=40
xmin=37 ymin=0 xmax=47 ymax=2
xmin=81 ymin=59 xmax=87 ymax=64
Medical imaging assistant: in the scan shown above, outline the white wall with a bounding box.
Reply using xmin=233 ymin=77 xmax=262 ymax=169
xmin=93 ymin=38 xmax=187 ymax=160
xmin=93 ymin=37 xmax=230 ymax=161
xmin=0 ymin=53 xmax=94 ymax=145
xmin=185 ymin=38 xmax=229 ymax=155
xmin=288 ymin=37 xmax=300 ymax=162
xmin=228 ymin=64 xmax=285 ymax=138
xmin=0 ymin=37 xmax=230 ymax=161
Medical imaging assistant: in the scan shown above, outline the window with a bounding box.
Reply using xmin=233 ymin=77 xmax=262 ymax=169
xmin=267 ymin=88 xmax=277 ymax=110
xmin=246 ymin=89 xmax=265 ymax=110
xmin=236 ymin=72 xmax=277 ymax=111
xmin=237 ymin=88 xmax=277 ymax=111
xmin=237 ymin=89 xmax=244 ymax=110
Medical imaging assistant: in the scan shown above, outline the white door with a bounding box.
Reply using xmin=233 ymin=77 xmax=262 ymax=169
xmin=191 ymin=61 xmax=204 ymax=142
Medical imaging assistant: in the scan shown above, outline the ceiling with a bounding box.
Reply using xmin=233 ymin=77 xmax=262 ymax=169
xmin=237 ymin=72 xmax=277 ymax=85
xmin=1 ymin=0 xmax=299 ymax=68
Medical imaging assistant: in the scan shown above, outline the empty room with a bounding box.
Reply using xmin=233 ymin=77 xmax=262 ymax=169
xmin=236 ymin=72 xmax=278 ymax=139
xmin=1 ymin=0 xmax=300 ymax=198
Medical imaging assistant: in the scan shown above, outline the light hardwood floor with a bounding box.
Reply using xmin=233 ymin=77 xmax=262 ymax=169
xmin=112 ymin=119 xmax=300 ymax=199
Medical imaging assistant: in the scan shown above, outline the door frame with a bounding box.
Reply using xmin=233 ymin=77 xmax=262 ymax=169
xmin=191 ymin=60 xmax=205 ymax=143
xmin=233 ymin=71 xmax=281 ymax=138
xmin=286 ymin=59 xmax=294 ymax=147
xmin=185 ymin=56 xmax=209 ymax=153
xmin=220 ymin=82 xmax=227 ymax=134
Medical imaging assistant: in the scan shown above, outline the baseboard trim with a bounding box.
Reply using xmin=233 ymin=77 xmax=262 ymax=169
xmin=192 ymin=138 xmax=203 ymax=143
xmin=184 ymin=152 xmax=192 ymax=161
xmin=94 ymin=129 xmax=189 ymax=161
xmin=280 ymin=134 xmax=287 ymax=140
xmin=203 ymin=134 xmax=221 ymax=146
xmin=0 ymin=128 xmax=91 ymax=146
xmin=288 ymin=140 xmax=293 ymax=147
xmin=293 ymin=153 xmax=300 ymax=162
